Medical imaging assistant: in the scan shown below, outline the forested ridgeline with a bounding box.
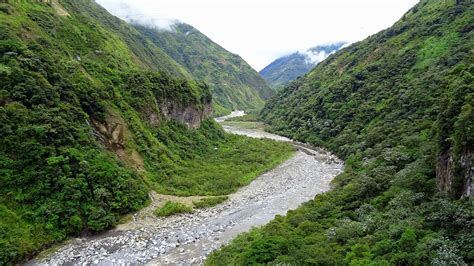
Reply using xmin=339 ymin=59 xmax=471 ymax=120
xmin=207 ymin=1 xmax=473 ymax=264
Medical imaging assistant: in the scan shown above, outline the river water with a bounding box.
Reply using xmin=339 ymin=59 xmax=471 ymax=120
xmin=31 ymin=111 xmax=343 ymax=265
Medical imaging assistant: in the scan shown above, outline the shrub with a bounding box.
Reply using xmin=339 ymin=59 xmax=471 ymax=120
xmin=154 ymin=201 xmax=193 ymax=217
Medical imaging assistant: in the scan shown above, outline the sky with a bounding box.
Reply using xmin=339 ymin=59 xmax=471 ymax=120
xmin=96 ymin=0 xmax=419 ymax=71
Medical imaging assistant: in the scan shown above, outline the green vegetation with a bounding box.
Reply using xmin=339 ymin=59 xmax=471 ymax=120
xmin=154 ymin=201 xmax=193 ymax=217
xmin=59 ymin=0 xmax=191 ymax=79
xmin=151 ymin=122 xmax=295 ymax=196
xmin=135 ymin=23 xmax=273 ymax=115
xmin=0 ymin=0 xmax=293 ymax=264
xmin=226 ymin=114 xmax=259 ymax=122
xmin=223 ymin=114 xmax=269 ymax=131
xmin=207 ymin=1 xmax=473 ymax=265
xmin=193 ymin=196 xmax=229 ymax=208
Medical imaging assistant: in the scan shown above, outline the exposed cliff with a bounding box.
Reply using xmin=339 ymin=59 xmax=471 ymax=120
xmin=437 ymin=149 xmax=473 ymax=198
xmin=160 ymin=99 xmax=212 ymax=129
xmin=436 ymin=90 xmax=473 ymax=199
xmin=93 ymin=111 xmax=145 ymax=170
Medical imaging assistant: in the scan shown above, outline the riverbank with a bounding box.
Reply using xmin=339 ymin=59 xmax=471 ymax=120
xmin=31 ymin=112 xmax=343 ymax=265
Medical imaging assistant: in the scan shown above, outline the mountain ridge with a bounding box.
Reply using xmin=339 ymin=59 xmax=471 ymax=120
xmin=208 ymin=0 xmax=473 ymax=264
xmin=260 ymin=42 xmax=345 ymax=89
xmin=133 ymin=22 xmax=273 ymax=114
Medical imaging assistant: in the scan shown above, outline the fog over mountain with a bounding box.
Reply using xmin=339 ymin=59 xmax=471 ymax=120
xmin=96 ymin=0 xmax=273 ymax=114
xmin=95 ymin=0 xmax=418 ymax=70
xmin=260 ymin=42 xmax=346 ymax=89
xmin=96 ymin=0 xmax=178 ymax=30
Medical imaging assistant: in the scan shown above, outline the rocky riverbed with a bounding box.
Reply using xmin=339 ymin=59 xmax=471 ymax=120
xmin=30 ymin=111 xmax=343 ymax=265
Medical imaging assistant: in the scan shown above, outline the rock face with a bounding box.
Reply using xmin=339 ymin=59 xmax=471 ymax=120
xmin=159 ymin=99 xmax=212 ymax=129
xmin=34 ymin=0 xmax=70 ymax=16
xmin=437 ymin=148 xmax=473 ymax=199
xmin=94 ymin=119 xmax=125 ymax=151
xmin=93 ymin=114 xmax=145 ymax=170
xmin=92 ymin=98 xmax=212 ymax=168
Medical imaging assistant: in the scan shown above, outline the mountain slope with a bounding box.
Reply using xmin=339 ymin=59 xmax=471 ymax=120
xmin=134 ymin=23 xmax=274 ymax=114
xmin=0 ymin=0 xmax=293 ymax=263
xmin=260 ymin=43 xmax=345 ymax=89
xmin=208 ymin=0 xmax=473 ymax=264
xmin=62 ymin=0 xmax=192 ymax=79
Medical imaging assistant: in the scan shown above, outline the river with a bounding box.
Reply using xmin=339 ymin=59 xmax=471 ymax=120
xmin=30 ymin=111 xmax=343 ymax=265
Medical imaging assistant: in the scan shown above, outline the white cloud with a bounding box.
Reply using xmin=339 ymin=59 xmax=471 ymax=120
xmin=303 ymin=50 xmax=329 ymax=65
xmin=95 ymin=0 xmax=418 ymax=70
xmin=95 ymin=0 xmax=178 ymax=30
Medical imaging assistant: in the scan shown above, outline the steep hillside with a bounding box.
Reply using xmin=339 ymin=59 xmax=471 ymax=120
xmin=260 ymin=43 xmax=345 ymax=89
xmin=0 ymin=0 xmax=294 ymax=263
xmin=134 ymin=23 xmax=274 ymax=115
xmin=208 ymin=0 xmax=473 ymax=264
xmin=62 ymin=0 xmax=192 ymax=79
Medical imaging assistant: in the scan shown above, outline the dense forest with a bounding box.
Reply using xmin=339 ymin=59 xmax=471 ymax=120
xmin=208 ymin=0 xmax=473 ymax=264
xmin=0 ymin=0 xmax=293 ymax=263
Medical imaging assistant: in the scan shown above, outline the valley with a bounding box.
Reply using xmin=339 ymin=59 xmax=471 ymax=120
xmin=1 ymin=0 xmax=472 ymax=264
xmin=31 ymin=113 xmax=343 ymax=265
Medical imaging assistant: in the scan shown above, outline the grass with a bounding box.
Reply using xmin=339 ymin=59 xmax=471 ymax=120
xmin=154 ymin=201 xmax=193 ymax=217
xmin=222 ymin=113 xmax=267 ymax=130
xmin=193 ymin=196 xmax=229 ymax=208
xmin=225 ymin=114 xmax=259 ymax=122
xmin=117 ymin=214 xmax=133 ymax=224
xmin=154 ymin=133 xmax=296 ymax=196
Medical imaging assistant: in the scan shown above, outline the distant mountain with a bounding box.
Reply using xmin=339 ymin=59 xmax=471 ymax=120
xmin=260 ymin=43 xmax=346 ymax=89
xmin=134 ymin=23 xmax=274 ymax=114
